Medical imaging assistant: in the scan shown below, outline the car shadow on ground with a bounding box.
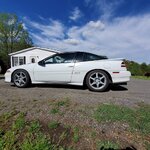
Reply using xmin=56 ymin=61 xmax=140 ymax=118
xmin=0 ymin=76 xmax=4 ymax=80
xmin=29 ymin=84 xmax=128 ymax=92
xmin=109 ymin=85 xmax=128 ymax=91
xmin=32 ymin=84 xmax=87 ymax=90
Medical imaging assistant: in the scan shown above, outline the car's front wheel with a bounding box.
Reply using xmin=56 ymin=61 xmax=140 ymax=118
xmin=86 ymin=70 xmax=110 ymax=92
xmin=12 ymin=69 xmax=30 ymax=88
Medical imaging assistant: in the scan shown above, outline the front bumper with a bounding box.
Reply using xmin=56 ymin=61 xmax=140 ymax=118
xmin=5 ymin=72 xmax=12 ymax=82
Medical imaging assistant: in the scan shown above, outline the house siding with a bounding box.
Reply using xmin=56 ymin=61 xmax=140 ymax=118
xmin=10 ymin=48 xmax=58 ymax=67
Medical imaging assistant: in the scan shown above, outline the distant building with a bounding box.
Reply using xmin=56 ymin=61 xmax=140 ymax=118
xmin=9 ymin=47 xmax=59 ymax=67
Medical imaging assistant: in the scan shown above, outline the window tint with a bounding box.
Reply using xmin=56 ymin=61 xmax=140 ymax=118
xmin=83 ymin=53 xmax=107 ymax=61
xmin=75 ymin=52 xmax=84 ymax=62
xmin=45 ymin=53 xmax=75 ymax=64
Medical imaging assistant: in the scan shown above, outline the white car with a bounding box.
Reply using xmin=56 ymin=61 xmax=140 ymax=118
xmin=5 ymin=52 xmax=131 ymax=92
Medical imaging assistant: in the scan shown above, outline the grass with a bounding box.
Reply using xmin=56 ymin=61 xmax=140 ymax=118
xmin=132 ymin=76 xmax=150 ymax=80
xmin=28 ymin=121 xmax=41 ymax=132
xmin=94 ymin=103 xmax=150 ymax=135
xmin=145 ymin=141 xmax=150 ymax=150
xmin=97 ymin=140 xmax=119 ymax=149
xmin=0 ymin=113 xmax=74 ymax=150
xmin=50 ymin=98 xmax=70 ymax=115
xmin=48 ymin=121 xmax=60 ymax=129
xmin=72 ymin=127 xmax=80 ymax=143
xmin=50 ymin=107 xmax=59 ymax=114
xmin=20 ymin=133 xmax=52 ymax=150
xmin=12 ymin=113 xmax=26 ymax=130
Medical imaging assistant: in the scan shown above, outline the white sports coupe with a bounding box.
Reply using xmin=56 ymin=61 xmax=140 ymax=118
xmin=5 ymin=52 xmax=131 ymax=92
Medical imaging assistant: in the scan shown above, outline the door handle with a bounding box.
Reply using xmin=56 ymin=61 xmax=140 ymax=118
xmin=68 ymin=66 xmax=74 ymax=67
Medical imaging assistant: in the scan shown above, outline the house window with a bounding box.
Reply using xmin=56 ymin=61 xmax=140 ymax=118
xmin=19 ymin=57 xmax=25 ymax=65
xmin=31 ymin=58 xmax=35 ymax=63
xmin=13 ymin=57 xmax=19 ymax=66
xmin=12 ymin=56 xmax=26 ymax=66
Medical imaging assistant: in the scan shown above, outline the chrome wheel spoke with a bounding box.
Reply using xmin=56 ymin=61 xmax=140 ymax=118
xmin=15 ymin=78 xmax=20 ymax=82
xmin=15 ymin=74 xmax=19 ymax=78
xmin=21 ymin=76 xmax=26 ymax=79
xmin=99 ymin=81 xmax=105 ymax=85
xmin=96 ymin=73 xmax=99 ymax=78
xmin=21 ymin=79 xmax=25 ymax=84
xmin=100 ymin=76 xmax=105 ymax=80
xmin=90 ymin=77 xmax=95 ymax=80
xmin=96 ymin=82 xmax=100 ymax=88
xmin=91 ymin=81 xmax=96 ymax=85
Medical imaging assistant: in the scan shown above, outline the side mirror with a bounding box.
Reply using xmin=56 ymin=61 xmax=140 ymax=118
xmin=38 ymin=60 xmax=45 ymax=66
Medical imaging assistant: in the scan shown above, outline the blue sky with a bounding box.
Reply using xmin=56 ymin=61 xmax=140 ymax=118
xmin=0 ymin=0 xmax=150 ymax=63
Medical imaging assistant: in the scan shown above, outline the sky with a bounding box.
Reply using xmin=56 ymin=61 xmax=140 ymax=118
xmin=0 ymin=0 xmax=150 ymax=63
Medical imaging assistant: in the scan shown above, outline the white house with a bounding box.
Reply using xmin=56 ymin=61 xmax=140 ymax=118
xmin=9 ymin=47 xmax=60 ymax=67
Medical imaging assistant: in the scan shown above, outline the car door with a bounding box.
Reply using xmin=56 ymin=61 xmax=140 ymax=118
xmin=33 ymin=53 xmax=75 ymax=83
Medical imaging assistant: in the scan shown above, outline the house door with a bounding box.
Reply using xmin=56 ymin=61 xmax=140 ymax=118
xmin=30 ymin=56 xmax=37 ymax=63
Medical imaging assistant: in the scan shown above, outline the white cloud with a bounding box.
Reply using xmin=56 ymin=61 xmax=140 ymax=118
xmin=85 ymin=0 xmax=124 ymax=21
xmin=22 ymin=23 xmax=28 ymax=30
xmin=24 ymin=14 xmax=150 ymax=63
xmin=64 ymin=39 xmax=80 ymax=45
xmin=24 ymin=17 xmax=65 ymax=39
xmin=69 ymin=7 xmax=82 ymax=21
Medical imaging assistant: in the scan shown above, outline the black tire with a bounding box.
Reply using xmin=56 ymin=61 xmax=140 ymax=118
xmin=12 ymin=69 xmax=31 ymax=88
xmin=86 ymin=70 xmax=110 ymax=92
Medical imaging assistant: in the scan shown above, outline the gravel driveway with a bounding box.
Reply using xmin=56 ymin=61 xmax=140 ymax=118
xmin=0 ymin=78 xmax=150 ymax=108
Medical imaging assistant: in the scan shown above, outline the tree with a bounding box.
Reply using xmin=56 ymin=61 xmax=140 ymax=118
xmin=127 ymin=61 xmax=142 ymax=76
xmin=140 ymin=63 xmax=148 ymax=75
xmin=0 ymin=13 xmax=33 ymax=67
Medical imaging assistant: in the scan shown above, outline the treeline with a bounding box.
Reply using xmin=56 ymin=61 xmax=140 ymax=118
xmin=126 ymin=61 xmax=150 ymax=76
xmin=0 ymin=13 xmax=33 ymax=70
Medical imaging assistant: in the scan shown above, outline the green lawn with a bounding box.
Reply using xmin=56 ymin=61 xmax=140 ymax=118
xmin=94 ymin=103 xmax=150 ymax=135
xmin=132 ymin=76 xmax=150 ymax=80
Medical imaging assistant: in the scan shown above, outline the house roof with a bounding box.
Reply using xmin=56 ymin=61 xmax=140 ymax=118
xmin=9 ymin=47 xmax=60 ymax=56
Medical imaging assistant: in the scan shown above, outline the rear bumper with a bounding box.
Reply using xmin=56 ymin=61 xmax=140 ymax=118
xmin=111 ymin=71 xmax=131 ymax=84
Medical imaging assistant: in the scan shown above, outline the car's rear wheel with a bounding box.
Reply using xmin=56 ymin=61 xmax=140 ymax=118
xmin=86 ymin=70 xmax=109 ymax=92
xmin=12 ymin=70 xmax=30 ymax=88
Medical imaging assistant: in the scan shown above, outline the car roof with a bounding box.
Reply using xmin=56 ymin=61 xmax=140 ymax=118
xmin=58 ymin=51 xmax=94 ymax=54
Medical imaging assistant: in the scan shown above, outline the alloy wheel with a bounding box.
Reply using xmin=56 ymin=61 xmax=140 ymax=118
xmin=89 ymin=72 xmax=107 ymax=90
xmin=14 ymin=72 xmax=27 ymax=87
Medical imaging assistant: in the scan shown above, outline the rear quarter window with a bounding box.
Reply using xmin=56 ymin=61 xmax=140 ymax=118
xmin=83 ymin=53 xmax=107 ymax=61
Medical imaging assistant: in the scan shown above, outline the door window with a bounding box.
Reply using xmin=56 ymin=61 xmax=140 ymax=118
xmin=45 ymin=53 xmax=75 ymax=64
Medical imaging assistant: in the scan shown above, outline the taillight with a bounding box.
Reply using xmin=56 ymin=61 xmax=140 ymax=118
xmin=121 ymin=61 xmax=126 ymax=67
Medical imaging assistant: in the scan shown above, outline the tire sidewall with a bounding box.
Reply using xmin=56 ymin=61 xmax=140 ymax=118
xmin=13 ymin=69 xmax=30 ymax=88
xmin=86 ymin=70 xmax=109 ymax=92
